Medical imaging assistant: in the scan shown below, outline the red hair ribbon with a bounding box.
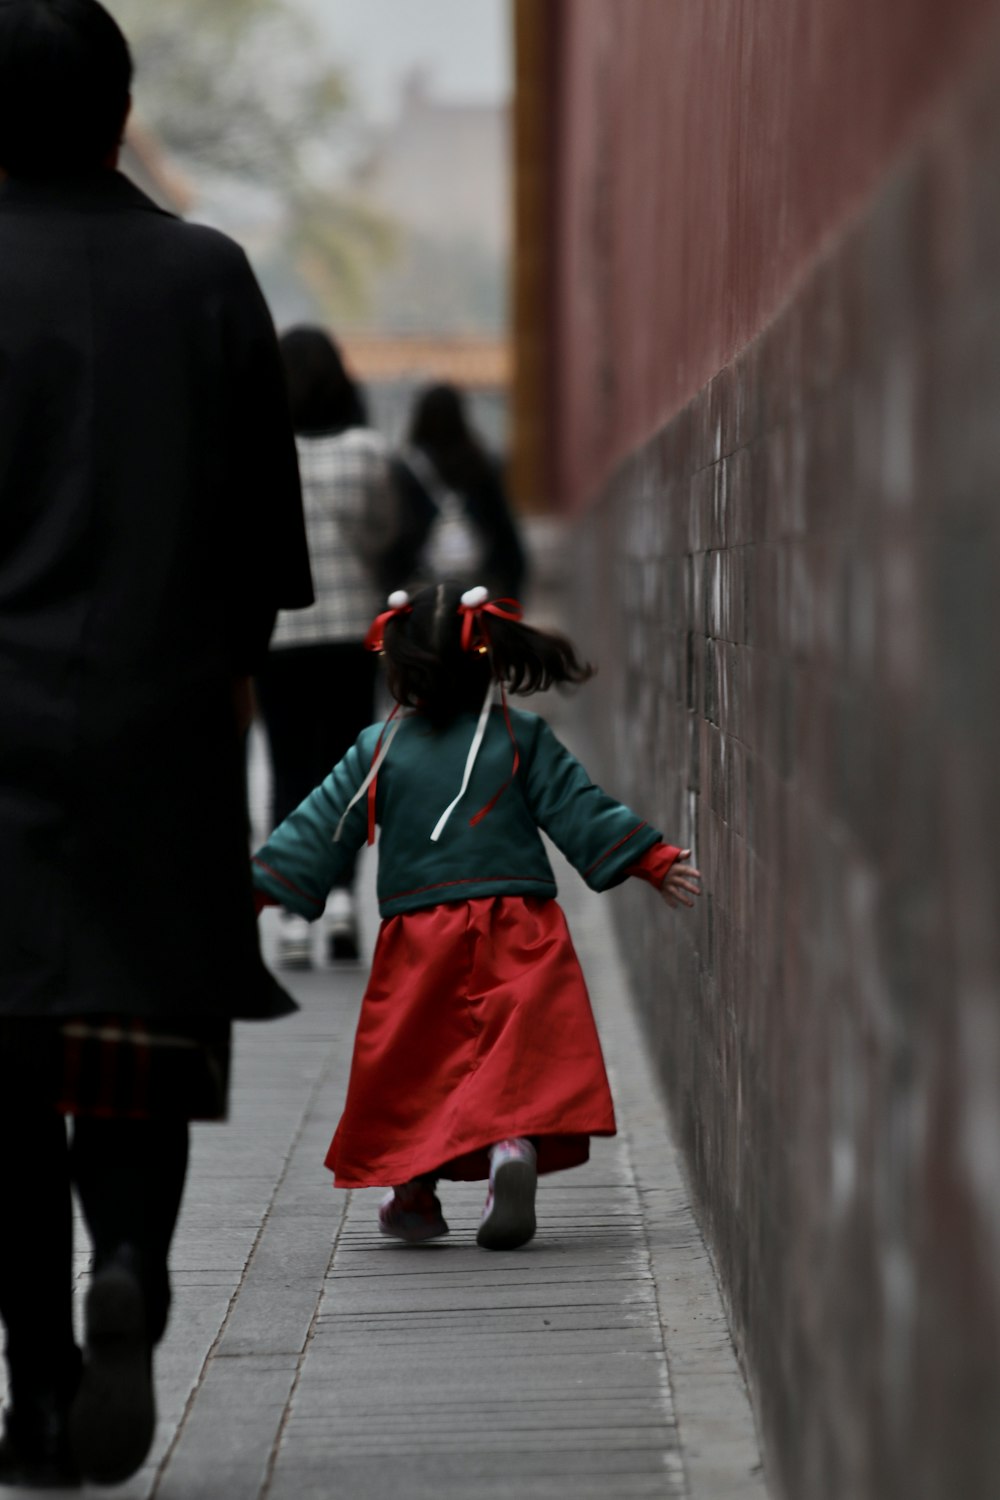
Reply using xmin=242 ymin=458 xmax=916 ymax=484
xmin=457 ymin=589 xmax=522 ymax=824
xmin=364 ymin=591 xmax=412 ymax=652
xmin=367 ymin=704 xmax=400 ymax=844
xmin=457 ymin=587 xmax=523 ymax=653
xmin=332 ymin=702 xmax=406 ymax=846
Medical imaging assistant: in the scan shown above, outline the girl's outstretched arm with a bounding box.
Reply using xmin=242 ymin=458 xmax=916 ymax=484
xmin=251 ymin=727 xmax=380 ymax=916
xmin=522 ymin=719 xmax=663 ymax=888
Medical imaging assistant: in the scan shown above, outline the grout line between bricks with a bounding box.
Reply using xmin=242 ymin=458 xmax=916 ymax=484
xmin=554 ymin=706 xmax=770 ymax=1499
xmin=617 ymin=1101 xmax=694 ymax=1500
xmin=590 ymin=899 xmax=771 ymax=1500
xmin=257 ymin=1188 xmax=353 ymax=1500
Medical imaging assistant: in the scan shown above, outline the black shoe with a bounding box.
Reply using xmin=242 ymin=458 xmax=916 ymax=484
xmin=69 ymin=1249 xmax=155 ymax=1485
xmin=324 ymin=891 xmax=360 ymax=963
xmin=326 ymin=926 xmax=360 ymax=962
xmin=0 ymin=1396 xmax=80 ymax=1489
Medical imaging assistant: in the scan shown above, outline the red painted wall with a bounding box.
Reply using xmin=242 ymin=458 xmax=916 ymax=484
xmin=548 ymin=4 xmax=1000 ymax=1494
xmin=548 ymin=0 xmax=995 ymax=510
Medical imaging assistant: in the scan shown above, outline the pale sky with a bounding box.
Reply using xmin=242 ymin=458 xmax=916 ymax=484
xmin=294 ymin=0 xmax=512 ymax=122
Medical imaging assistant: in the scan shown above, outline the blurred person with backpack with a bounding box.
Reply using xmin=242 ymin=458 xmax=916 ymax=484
xmin=255 ymin=326 xmax=400 ymax=966
xmin=390 ymin=382 xmax=526 ymax=601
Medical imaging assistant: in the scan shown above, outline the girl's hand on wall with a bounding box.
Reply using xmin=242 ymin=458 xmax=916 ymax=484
xmin=661 ymin=852 xmax=702 ymax=909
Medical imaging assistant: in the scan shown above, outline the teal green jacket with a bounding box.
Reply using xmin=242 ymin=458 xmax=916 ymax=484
xmin=251 ymin=707 xmax=663 ymax=919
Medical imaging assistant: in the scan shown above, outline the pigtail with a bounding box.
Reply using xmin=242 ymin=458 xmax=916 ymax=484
xmin=486 ymin=616 xmax=594 ymax=696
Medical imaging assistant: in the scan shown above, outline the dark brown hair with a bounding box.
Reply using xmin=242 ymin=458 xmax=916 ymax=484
xmin=0 ymin=0 xmax=132 ymax=177
xmin=279 ymin=326 xmax=367 ymax=436
xmin=382 ymin=582 xmax=593 ymax=730
xmin=407 ymin=382 xmax=492 ymax=494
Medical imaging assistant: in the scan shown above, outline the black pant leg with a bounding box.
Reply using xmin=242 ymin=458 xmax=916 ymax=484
xmin=256 ymin=650 xmax=314 ymax=828
xmin=0 ymin=1104 xmax=77 ymax=1405
xmin=317 ymin=644 xmax=378 ymax=772
xmin=304 ymin=645 xmax=377 ymax=898
xmin=70 ymin=1119 xmax=189 ymax=1346
xmin=256 ymin=642 xmax=378 ymax=829
xmin=313 ymin=642 xmax=379 ymax=894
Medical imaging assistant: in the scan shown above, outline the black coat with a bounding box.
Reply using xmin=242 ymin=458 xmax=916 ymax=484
xmin=0 ymin=169 xmax=312 ymax=1020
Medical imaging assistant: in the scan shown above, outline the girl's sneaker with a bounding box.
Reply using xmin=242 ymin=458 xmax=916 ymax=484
xmin=378 ymin=1177 xmax=449 ymax=1243
xmin=477 ymin=1138 xmax=538 ymax=1250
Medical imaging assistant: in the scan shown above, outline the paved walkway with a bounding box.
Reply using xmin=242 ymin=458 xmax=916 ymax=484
xmin=1 ymin=720 xmax=767 ymax=1500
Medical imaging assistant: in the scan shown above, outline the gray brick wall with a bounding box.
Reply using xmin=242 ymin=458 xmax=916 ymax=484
xmin=572 ymin=50 xmax=1000 ymax=1500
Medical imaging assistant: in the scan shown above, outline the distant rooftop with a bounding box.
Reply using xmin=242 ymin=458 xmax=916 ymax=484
xmin=340 ymin=332 xmax=509 ymax=389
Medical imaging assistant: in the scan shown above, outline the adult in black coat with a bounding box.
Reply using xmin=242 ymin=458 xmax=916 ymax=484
xmin=0 ymin=0 xmax=312 ymax=1486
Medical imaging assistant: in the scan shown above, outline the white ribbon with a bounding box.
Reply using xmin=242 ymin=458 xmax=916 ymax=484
xmin=333 ymin=713 xmax=407 ymax=842
xmin=430 ymin=679 xmax=496 ymax=842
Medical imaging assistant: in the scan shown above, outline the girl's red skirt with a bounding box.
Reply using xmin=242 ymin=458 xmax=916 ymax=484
xmin=325 ymin=896 xmax=616 ymax=1187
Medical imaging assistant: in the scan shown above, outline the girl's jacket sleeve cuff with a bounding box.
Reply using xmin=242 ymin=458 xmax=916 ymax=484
xmin=625 ymin=843 xmax=682 ymax=887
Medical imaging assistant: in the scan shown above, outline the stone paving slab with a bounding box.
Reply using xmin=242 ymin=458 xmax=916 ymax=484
xmin=0 ymin=720 xmax=767 ymax=1500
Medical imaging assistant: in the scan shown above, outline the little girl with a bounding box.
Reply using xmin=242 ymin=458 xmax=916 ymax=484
xmin=252 ymin=583 xmax=701 ymax=1250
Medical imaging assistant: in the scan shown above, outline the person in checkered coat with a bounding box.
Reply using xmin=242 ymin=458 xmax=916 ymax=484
xmin=255 ymin=326 xmax=402 ymax=967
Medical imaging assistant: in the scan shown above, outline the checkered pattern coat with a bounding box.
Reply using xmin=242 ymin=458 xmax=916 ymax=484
xmin=270 ymin=428 xmax=398 ymax=647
